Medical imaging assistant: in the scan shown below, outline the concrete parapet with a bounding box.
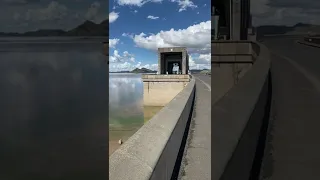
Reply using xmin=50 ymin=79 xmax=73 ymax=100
xmin=297 ymin=37 xmax=320 ymax=48
xmin=109 ymin=77 xmax=196 ymax=180
xmin=211 ymin=43 xmax=271 ymax=180
xmin=142 ymin=75 xmax=190 ymax=106
xmin=304 ymin=36 xmax=320 ymax=45
xmin=212 ymin=40 xmax=259 ymax=63
xmin=142 ymin=74 xmax=189 ymax=80
xmin=211 ymin=41 xmax=259 ymax=97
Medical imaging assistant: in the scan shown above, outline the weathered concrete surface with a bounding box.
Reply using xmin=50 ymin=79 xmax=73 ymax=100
xmin=211 ymin=43 xmax=271 ymax=180
xmin=260 ymin=37 xmax=320 ymax=180
xmin=211 ymin=63 xmax=252 ymax=103
xmin=178 ymin=74 xmax=211 ymax=180
xmin=142 ymin=75 xmax=189 ymax=106
xmin=109 ymin=77 xmax=195 ymax=180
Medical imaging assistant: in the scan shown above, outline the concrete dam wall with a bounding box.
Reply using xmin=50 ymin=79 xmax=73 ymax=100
xmin=109 ymin=75 xmax=196 ymax=180
xmin=211 ymin=41 xmax=272 ymax=180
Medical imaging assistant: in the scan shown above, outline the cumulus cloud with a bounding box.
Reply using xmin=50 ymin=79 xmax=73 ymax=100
xmin=25 ymin=1 xmax=68 ymax=22
xmin=189 ymin=54 xmax=211 ymax=70
xmin=122 ymin=32 xmax=134 ymax=38
xmin=85 ymin=2 xmax=101 ymax=20
xmin=147 ymin=15 xmax=159 ymax=20
xmin=110 ymin=50 xmax=135 ymax=63
xmin=109 ymin=61 xmax=158 ymax=72
xmin=109 ymin=11 xmax=119 ymax=23
xmin=109 ymin=38 xmax=120 ymax=48
xmin=252 ymin=0 xmax=320 ymax=25
xmin=131 ymin=21 xmax=210 ymax=54
xmin=117 ymin=0 xmax=162 ymax=7
xmin=170 ymin=0 xmax=197 ymax=12
xmin=110 ymin=53 xmax=211 ymax=72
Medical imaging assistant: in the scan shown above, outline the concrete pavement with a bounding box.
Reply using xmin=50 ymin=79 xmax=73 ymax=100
xmin=260 ymin=37 xmax=320 ymax=179
xmin=178 ymin=74 xmax=211 ymax=180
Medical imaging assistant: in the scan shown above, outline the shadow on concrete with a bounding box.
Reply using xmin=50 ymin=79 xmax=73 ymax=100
xmin=170 ymin=86 xmax=196 ymax=180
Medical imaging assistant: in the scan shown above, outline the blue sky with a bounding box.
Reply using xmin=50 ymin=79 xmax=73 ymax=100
xmin=109 ymin=0 xmax=211 ymax=72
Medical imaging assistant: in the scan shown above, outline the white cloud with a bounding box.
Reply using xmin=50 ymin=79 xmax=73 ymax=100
xmin=134 ymin=10 xmax=138 ymax=13
xmin=147 ymin=15 xmax=159 ymax=20
xmin=189 ymin=54 xmax=211 ymax=70
xmin=110 ymin=50 xmax=135 ymax=63
xmin=132 ymin=20 xmax=211 ymax=54
xmin=109 ymin=61 xmax=158 ymax=72
xmin=109 ymin=53 xmax=211 ymax=72
xmin=25 ymin=1 xmax=68 ymax=22
xmin=140 ymin=63 xmax=158 ymax=71
xmin=117 ymin=0 xmax=162 ymax=7
xmin=170 ymin=0 xmax=197 ymax=12
xmin=110 ymin=62 xmax=133 ymax=72
xmin=85 ymin=2 xmax=101 ymax=20
xmin=109 ymin=38 xmax=120 ymax=48
xmin=122 ymin=33 xmax=134 ymax=38
xmin=109 ymin=11 xmax=119 ymax=23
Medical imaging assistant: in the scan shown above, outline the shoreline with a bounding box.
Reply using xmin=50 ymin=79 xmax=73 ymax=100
xmin=109 ymin=106 xmax=164 ymax=156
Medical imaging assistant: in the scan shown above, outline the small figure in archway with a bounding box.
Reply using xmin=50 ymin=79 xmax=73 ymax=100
xmin=173 ymin=63 xmax=180 ymax=74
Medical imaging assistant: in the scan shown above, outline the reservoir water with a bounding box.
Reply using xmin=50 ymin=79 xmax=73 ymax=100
xmin=0 ymin=37 xmax=110 ymax=178
xmin=0 ymin=37 xmax=162 ymax=169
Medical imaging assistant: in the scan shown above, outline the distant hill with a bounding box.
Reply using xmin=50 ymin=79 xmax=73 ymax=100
xmin=257 ymin=23 xmax=320 ymax=38
xmin=131 ymin=68 xmax=156 ymax=73
xmin=0 ymin=20 xmax=108 ymax=37
xmin=190 ymin=69 xmax=210 ymax=74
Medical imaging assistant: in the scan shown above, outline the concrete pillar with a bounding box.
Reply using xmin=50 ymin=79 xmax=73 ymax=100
xmin=231 ymin=0 xmax=241 ymax=40
xmin=214 ymin=16 xmax=219 ymax=40
xmin=182 ymin=51 xmax=186 ymax=74
xmin=158 ymin=52 xmax=161 ymax=73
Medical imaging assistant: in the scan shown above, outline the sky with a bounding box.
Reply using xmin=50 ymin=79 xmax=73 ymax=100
xmin=251 ymin=0 xmax=320 ymax=26
xmin=108 ymin=0 xmax=211 ymax=72
xmin=0 ymin=0 xmax=108 ymax=32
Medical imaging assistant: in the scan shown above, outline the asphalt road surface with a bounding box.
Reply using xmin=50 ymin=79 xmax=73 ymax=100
xmin=260 ymin=36 xmax=320 ymax=180
xmin=178 ymin=74 xmax=211 ymax=180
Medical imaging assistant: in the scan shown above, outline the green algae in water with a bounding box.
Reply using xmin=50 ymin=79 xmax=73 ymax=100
xmin=144 ymin=106 xmax=164 ymax=123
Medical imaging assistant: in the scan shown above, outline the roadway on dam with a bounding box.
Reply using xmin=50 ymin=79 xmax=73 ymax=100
xmin=260 ymin=36 xmax=320 ymax=180
xmin=178 ymin=74 xmax=211 ymax=180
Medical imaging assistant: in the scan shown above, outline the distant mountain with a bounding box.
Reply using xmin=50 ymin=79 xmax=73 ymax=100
xmin=257 ymin=23 xmax=320 ymax=38
xmin=109 ymin=71 xmax=130 ymax=73
xmin=190 ymin=69 xmax=208 ymax=74
xmin=131 ymin=68 xmax=156 ymax=73
xmin=66 ymin=20 xmax=108 ymax=36
xmin=0 ymin=20 xmax=108 ymax=37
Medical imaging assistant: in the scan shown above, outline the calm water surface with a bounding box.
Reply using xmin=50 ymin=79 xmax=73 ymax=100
xmin=109 ymin=73 xmax=144 ymax=146
xmin=0 ymin=37 xmax=110 ymax=179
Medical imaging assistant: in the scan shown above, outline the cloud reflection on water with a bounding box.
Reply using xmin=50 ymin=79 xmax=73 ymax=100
xmin=109 ymin=73 xmax=144 ymax=130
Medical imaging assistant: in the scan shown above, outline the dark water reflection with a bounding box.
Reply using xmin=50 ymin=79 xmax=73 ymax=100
xmin=0 ymin=37 xmax=108 ymax=180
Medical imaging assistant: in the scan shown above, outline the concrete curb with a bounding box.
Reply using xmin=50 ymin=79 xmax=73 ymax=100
xmin=296 ymin=40 xmax=320 ymax=48
xmin=109 ymin=77 xmax=196 ymax=180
